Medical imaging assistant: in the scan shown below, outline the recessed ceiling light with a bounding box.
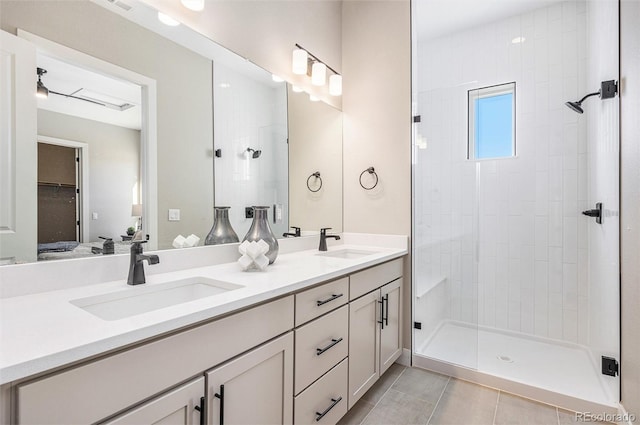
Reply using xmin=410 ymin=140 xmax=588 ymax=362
xmin=181 ymin=0 xmax=204 ymax=11
xmin=511 ymin=36 xmax=525 ymax=44
xmin=158 ymin=12 xmax=180 ymax=26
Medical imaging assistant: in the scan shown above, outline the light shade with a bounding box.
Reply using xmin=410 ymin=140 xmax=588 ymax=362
xmin=36 ymin=81 xmax=49 ymax=99
xmin=181 ymin=0 xmax=204 ymax=11
xmin=158 ymin=12 xmax=180 ymax=26
xmin=311 ymin=62 xmax=326 ymax=86
xmin=292 ymin=49 xmax=308 ymax=75
xmin=329 ymin=74 xmax=342 ymax=96
xmin=131 ymin=204 xmax=143 ymax=217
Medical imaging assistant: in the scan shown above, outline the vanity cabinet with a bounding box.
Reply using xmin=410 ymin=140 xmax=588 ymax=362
xmin=347 ymin=259 xmax=403 ymax=409
xmin=206 ymin=333 xmax=293 ymax=425
xmin=101 ymin=378 xmax=205 ymax=425
xmin=11 ymin=256 xmax=405 ymax=425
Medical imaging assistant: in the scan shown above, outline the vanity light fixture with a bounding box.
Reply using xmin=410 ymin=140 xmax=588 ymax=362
xmin=181 ymin=0 xmax=204 ymax=11
xmin=329 ymin=74 xmax=342 ymax=96
xmin=311 ymin=62 xmax=326 ymax=86
xmin=292 ymin=48 xmax=308 ymax=75
xmin=292 ymin=44 xmax=341 ymax=94
xmin=36 ymin=67 xmax=49 ymax=99
xmin=157 ymin=12 xmax=180 ymax=26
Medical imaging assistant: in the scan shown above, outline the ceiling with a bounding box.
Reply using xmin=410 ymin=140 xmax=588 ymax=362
xmin=415 ymin=0 xmax=562 ymax=41
xmin=37 ymin=54 xmax=142 ymax=130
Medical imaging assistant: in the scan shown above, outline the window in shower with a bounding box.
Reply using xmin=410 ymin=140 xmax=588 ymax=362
xmin=468 ymin=82 xmax=515 ymax=160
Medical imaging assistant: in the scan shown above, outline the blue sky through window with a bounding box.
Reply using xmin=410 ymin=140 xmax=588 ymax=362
xmin=474 ymin=93 xmax=513 ymax=159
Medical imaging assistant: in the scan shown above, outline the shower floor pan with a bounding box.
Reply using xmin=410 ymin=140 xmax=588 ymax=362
xmin=415 ymin=320 xmax=617 ymax=412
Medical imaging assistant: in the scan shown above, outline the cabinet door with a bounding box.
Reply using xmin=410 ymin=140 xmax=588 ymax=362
xmin=101 ymin=377 xmax=205 ymax=425
xmin=379 ymin=278 xmax=402 ymax=375
xmin=206 ymin=332 xmax=293 ymax=425
xmin=348 ymin=290 xmax=380 ymax=409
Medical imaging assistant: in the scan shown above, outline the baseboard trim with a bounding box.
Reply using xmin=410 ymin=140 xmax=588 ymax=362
xmin=395 ymin=348 xmax=411 ymax=367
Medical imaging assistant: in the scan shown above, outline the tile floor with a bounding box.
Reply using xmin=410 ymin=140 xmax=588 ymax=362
xmin=337 ymin=365 xmax=612 ymax=425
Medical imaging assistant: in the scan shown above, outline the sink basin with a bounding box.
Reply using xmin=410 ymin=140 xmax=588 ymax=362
xmin=70 ymin=277 xmax=243 ymax=321
xmin=316 ymin=248 xmax=380 ymax=259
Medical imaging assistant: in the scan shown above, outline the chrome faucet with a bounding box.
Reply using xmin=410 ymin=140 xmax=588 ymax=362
xmin=283 ymin=226 xmax=301 ymax=238
xmin=127 ymin=240 xmax=159 ymax=285
xmin=319 ymin=228 xmax=340 ymax=251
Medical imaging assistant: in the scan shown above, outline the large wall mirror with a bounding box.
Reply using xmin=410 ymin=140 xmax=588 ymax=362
xmin=0 ymin=0 xmax=343 ymax=264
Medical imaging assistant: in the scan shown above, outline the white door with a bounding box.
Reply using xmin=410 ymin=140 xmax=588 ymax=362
xmin=206 ymin=332 xmax=293 ymax=425
xmin=101 ymin=378 xmax=205 ymax=425
xmin=380 ymin=278 xmax=402 ymax=374
xmin=0 ymin=30 xmax=37 ymax=263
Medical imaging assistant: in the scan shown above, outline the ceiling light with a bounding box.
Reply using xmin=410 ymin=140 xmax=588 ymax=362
xmin=272 ymin=75 xmax=284 ymax=83
xmin=36 ymin=67 xmax=49 ymax=99
xmin=329 ymin=74 xmax=342 ymax=96
xmin=292 ymin=85 xmax=303 ymax=93
xmin=511 ymin=36 xmax=525 ymax=44
xmin=311 ymin=62 xmax=326 ymax=86
xmin=158 ymin=12 xmax=180 ymax=26
xmin=292 ymin=48 xmax=308 ymax=75
xmin=181 ymin=0 xmax=204 ymax=11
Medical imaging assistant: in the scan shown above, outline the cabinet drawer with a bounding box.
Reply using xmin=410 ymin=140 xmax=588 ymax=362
xmin=295 ymin=305 xmax=348 ymax=394
xmin=294 ymin=358 xmax=348 ymax=425
xmin=350 ymin=258 xmax=403 ymax=300
xmin=295 ymin=277 xmax=348 ymax=326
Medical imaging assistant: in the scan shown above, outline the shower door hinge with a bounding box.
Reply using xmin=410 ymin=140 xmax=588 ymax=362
xmin=414 ymin=321 xmax=422 ymax=330
xmin=413 ymin=115 xmax=421 ymax=123
xmin=601 ymin=356 xmax=619 ymax=377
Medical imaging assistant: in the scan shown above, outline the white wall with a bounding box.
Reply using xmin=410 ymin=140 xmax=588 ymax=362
xmin=288 ymin=85 xmax=343 ymax=233
xmin=342 ymin=0 xmax=412 ymax=347
xmin=620 ymin=0 xmax=639 ymax=417
xmin=38 ymin=110 xmax=141 ymax=242
xmin=415 ymin=2 xmax=592 ymax=343
xmin=213 ymin=62 xmax=288 ymax=240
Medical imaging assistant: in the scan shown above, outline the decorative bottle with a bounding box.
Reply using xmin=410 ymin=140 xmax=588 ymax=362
xmin=242 ymin=206 xmax=279 ymax=264
xmin=205 ymin=206 xmax=239 ymax=245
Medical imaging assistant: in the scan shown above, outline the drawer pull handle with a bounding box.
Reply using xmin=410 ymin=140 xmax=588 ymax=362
xmin=316 ymin=293 xmax=344 ymax=306
xmin=194 ymin=396 xmax=205 ymax=425
xmin=214 ymin=384 xmax=224 ymax=425
xmin=315 ymin=396 xmax=343 ymax=421
xmin=316 ymin=337 xmax=343 ymax=355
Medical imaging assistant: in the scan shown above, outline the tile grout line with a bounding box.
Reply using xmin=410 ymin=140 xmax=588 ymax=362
xmin=426 ymin=376 xmax=451 ymax=425
xmin=357 ymin=367 xmax=408 ymax=425
xmin=492 ymin=390 xmax=501 ymax=425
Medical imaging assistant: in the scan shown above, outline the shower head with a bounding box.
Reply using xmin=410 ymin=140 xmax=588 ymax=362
xmin=565 ymin=100 xmax=585 ymax=114
xmin=246 ymin=148 xmax=262 ymax=159
xmin=564 ymin=80 xmax=618 ymax=114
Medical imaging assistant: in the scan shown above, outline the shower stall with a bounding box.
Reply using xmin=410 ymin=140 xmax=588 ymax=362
xmin=412 ymin=0 xmax=620 ymax=413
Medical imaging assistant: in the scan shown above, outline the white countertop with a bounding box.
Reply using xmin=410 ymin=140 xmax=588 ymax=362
xmin=0 ymin=235 xmax=407 ymax=385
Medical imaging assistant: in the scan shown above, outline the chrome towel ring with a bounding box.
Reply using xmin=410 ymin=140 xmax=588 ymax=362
xmin=359 ymin=167 xmax=378 ymax=190
xmin=307 ymin=171 xmax=322 ymax=192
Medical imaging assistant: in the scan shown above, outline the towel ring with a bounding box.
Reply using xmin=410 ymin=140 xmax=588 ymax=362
xmin=359 ymin=167 xmax=378 ymax=190
xmin=307 ymin=171 xmax=322 ymax=192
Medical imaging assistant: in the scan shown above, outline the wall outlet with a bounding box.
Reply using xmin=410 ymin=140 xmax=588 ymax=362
xmin=168 ymin=209 xmax=180 ymax=221
xmin=92 ymin=212 xmax=98 ymax=220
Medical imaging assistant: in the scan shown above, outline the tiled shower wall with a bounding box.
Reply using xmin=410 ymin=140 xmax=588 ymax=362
xmin=213 ymin=62 xmax=288 ymax=240
xmin=415 ymin=1 xmax=590 ymax=345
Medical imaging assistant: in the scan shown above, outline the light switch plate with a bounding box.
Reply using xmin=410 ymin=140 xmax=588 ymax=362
xmin=168 ymin=209 xmax=180 ymax=221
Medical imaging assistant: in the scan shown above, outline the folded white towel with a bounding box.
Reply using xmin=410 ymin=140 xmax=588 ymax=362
xmin=172 ymin=235 xmax=186 ymax=249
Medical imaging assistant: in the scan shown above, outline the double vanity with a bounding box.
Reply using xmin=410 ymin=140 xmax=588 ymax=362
xmin=0 ymin=233 xmax=407 ymax=424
